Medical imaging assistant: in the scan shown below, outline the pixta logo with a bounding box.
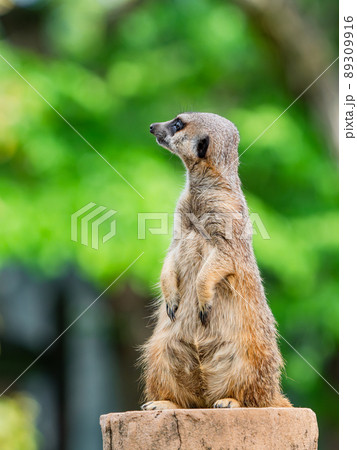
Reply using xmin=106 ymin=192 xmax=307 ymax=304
xmin=71 ymin=202 xmax=117 ymax=250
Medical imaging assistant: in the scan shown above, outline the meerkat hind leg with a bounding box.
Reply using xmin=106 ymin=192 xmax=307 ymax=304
xmin=141 ymin=400 xmax=181 ymax=411
xmin=213 ymin=398 xmax=240 ymax=408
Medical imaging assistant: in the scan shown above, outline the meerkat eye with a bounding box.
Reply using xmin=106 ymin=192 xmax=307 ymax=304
xmin=171 ymin=118 xmax=184 ymax=134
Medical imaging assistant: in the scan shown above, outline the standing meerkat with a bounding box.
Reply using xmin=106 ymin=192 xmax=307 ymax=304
xmin=140 ymin=112 xmax=291 ymax=410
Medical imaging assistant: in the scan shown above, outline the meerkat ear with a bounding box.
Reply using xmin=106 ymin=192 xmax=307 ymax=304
xmin=196 ymin=136 xmax=209 ymax=158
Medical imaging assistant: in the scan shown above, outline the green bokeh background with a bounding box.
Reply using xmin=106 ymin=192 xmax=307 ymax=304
xmin=0 ymin=0 xmax=338 ymax=448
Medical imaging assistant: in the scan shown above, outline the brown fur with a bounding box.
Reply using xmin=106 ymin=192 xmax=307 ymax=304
xmin=140 ymin=112 xmax=291 ymax=410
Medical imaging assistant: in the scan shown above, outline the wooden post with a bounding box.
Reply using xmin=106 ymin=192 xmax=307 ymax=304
xmin=100 ymin=408 xmax=318 ymax=449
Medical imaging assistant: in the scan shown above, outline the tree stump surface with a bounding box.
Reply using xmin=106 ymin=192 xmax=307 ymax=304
xmin=100 ymin=407 xmax=318 ymax=449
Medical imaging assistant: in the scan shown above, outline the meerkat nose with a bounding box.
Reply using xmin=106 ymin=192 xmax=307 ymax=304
xmin=150 ymin=124 xmax=155 ymax=134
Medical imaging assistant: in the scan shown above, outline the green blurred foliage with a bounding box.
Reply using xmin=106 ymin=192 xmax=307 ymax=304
xmin=0 ymin=395 xmax=39 ymax=449
xmin=0 ymin=0 xmax=338 ymax=445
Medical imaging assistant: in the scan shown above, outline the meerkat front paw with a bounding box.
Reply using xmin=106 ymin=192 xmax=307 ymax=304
xmin=166 ymin=303 xmax=178 ymax=321
xmin=213 ymin=398 xmax=240 ymax=408
xmin=141 ymin=400 xmax=180 ymax=410
xmin=165 ymin=293 xmax=180 ymax=321
xmin=198 ymin=303 xmax=212 ymax=326
xmin=196 ymin=278 xmax=214 ymax=326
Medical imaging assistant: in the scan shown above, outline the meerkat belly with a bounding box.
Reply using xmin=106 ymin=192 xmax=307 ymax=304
xmin=173 ymin=230 xmax=241 ymax=346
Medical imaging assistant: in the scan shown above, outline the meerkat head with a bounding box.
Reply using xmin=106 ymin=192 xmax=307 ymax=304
xmin=150 ymin=112 xmax=240 ymax=173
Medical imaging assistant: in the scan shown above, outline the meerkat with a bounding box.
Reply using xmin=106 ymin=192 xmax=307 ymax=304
xmin=140 ymin=112 xmax=291 ymax=410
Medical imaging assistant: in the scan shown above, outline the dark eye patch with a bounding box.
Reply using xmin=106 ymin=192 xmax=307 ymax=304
xmin=170 ymin=118 xmax=185 ymax=134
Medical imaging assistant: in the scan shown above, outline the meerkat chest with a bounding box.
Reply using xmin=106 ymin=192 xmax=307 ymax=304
xmin=172 ymin=233 xmax=211 ymax=305
xmin=172 ymin=202 xmax=222 ymax=291
xmin=174 ymin=229 xmax=208 ymax=268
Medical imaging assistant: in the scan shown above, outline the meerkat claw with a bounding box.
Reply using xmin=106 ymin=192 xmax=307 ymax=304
xmin=140 ymin=402 xmax=156 ymax=411
xmin=199 ymin=305 xmax=212 ymax=326
xmin=141 ymin=400 xmax=180 ymax=410
xmin=199 ymin=310 xmax=208 ymax=326
xmin=166 ymin=304 xmax=178 ymax=322
xmin=213 ymin=398 xmax=240 ymax=408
